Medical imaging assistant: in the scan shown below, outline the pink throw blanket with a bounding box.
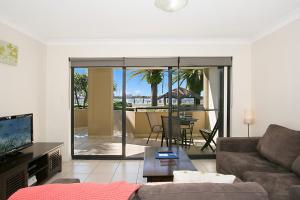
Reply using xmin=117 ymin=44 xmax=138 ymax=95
xmin=9 ymin=182 xmax=140 ymax=200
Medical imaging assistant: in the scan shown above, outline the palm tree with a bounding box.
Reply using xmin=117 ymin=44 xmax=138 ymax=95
xmin=174 ymin=69 xmax=203 ymax=105
xmin=130 ymin=69 xmax=163 ymax=106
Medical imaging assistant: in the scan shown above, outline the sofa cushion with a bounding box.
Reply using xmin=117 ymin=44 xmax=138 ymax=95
xmin=217 ymin=152 xmax=288 ymax=178
xmin=243 ymin=172 xmax=300 ymax=200
xmin=292 ymin=156 xmax=300 ymax=176
xmin=135 ymin=182 xmax=268 ymax=200
xmin=257 ymin=124 xmax=300 ymax=169
xmin=173 ymin=171 xmax=236 ymax=183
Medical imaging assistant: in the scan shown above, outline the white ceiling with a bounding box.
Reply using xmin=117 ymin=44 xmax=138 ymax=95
xmin=0 ymin=0 xmax=300 ymax=44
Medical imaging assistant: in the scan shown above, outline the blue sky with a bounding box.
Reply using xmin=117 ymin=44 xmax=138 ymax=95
xmin=74 ymin=68 xmax=186 ymax=96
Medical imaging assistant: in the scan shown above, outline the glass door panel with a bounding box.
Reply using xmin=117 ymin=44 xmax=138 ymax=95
xmin=125 ymin=67 xmax=169 ymax=158
xmin=173 ymin=66 xmax=226 ymax=156
xmin=72 ymin=67 xmax=123 ymax=157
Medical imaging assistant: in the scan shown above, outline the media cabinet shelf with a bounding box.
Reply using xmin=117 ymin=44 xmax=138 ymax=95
xmin=0 ymin=143 xmax=63 ymax=200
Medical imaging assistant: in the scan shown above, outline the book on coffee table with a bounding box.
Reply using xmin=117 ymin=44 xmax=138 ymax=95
xmin=155 ymin=151 xmax=178 ymax=159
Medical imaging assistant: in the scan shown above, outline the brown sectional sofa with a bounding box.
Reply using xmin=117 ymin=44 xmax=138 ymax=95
xmin=216 ymin=124 xmax=300 ymax=200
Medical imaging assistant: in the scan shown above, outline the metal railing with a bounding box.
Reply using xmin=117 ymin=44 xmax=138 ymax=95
xmin=127 ymin=106 xmax=218 ymax=112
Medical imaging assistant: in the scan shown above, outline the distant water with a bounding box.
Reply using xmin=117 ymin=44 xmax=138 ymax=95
xmin=75 ymin=97 xmax=195 ymax=107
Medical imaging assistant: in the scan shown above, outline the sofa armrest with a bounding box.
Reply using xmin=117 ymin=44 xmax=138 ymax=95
xmin=290 ymin=185 xmax=300 ymax=200
xmin=217 ymin=137 xmax=261 ymax=153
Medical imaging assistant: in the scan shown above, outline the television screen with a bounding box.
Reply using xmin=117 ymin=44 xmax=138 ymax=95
xmin=0 ymin=114 xmax=33 ymax=156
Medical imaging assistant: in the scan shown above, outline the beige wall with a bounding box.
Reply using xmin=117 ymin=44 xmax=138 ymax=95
xmin=133 ymin=112 xmax=167 ymax=137
xmin=190 ymin=111 xmax=206 ymax=135
xmin=74 ymin=69 xmax=113 ymax=132
xmin=88 ymin=68 xmax=113 ymax=135
xmin=251 ymin=18 xmax=300 ymax=136
xmin=88 ymin=109 xmax=207 ymax=138
xmin=0 ymin=22 xmax=46 ymax=142
xmin=74 ymin=109 xmax=88 ymax=128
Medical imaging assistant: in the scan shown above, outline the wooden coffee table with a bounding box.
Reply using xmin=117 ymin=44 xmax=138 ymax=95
xmin=143 ymin=147 xmax=197 ymax=182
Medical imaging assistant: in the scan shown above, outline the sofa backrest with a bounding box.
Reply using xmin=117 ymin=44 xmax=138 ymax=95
xmin=134 ymin=182 xmax=268 ymax=200
xmin=257 ymin=124 xmax=300 ymax=169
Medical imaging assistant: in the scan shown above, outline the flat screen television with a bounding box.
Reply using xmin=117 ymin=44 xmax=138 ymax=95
xmin=0 ymin=114 xmax=33 ymax=157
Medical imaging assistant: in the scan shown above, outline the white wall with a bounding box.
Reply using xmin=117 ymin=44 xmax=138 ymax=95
xmin=251 ymin=18 xmax=300 ymax=136
xmin=46 ymin=43 xmax=251 ymax=160
xmin=0 ymin=22 xmax=46 ymax=142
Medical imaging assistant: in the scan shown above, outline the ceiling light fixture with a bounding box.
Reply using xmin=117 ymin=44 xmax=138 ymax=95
xmin=155 ymin=0 xmax=189 ymax=12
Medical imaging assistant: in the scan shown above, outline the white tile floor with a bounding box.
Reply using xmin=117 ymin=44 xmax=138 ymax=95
xmin=47 ymin=159 xmax=216 ymax=184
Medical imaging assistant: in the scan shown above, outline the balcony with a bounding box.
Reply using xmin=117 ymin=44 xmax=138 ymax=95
xmin=74 ymin=107 xmax=217 ymax=158
xmin=73 ymin=67 xmax=220 ymax=158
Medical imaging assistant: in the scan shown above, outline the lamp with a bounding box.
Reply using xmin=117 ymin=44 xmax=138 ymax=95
xmin=155 ymin=0 xmax=189 ymax=12
xmin=244 ymin=110 xmax=254 ymax=137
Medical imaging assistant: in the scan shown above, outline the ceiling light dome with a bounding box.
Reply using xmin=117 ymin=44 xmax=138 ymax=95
xmin=155 ymin=0 xmax=189 ymax=12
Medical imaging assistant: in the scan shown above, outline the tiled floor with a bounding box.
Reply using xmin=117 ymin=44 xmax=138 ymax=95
xmin=47 ymin=159 xmax=216 ymax=184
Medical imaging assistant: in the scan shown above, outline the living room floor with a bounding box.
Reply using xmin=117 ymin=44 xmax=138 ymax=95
xmin=47 ymin=159 xmax=216 ymax=184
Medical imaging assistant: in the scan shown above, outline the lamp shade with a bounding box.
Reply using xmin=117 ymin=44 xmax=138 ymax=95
xmin=155 ymin=0 xmax=189 ymax=12
xmin=244 ymin=110 xmax=254 ymax=124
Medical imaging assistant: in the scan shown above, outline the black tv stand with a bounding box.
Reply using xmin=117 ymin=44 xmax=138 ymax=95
xmin=0 ymin=143 xmax=62 ymax=200
xmin=0 ymin=152 xmax=25 ymax=163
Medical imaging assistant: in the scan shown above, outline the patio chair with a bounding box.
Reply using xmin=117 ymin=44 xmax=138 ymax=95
xmin=146 ymin=112 xmax=163 ymax=144
xmin=199 ymin=117 xmax=220 ymax=152
xmin=161 ymin=116 xmax=183 ymax=147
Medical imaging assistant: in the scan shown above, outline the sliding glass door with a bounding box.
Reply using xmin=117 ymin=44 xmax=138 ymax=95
xmin=71 ymin=67 xmax=123 ymax=158
xmin=70 ymin=58 xmax=231 ymax=159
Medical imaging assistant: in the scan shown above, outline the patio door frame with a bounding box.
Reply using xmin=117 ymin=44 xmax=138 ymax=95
xmin=71 ymin=66 xmax=171 ymax=160
xmin=70 ymin=58 xmax=232 ymax=160
xmin=71 ymin=66 xmax=127 ymax=160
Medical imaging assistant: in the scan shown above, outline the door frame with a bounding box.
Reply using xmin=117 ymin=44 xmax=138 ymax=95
xmin=70 ymin=65 xmax=231 ymax=160
xmin=71 ymin=67 xmax=125 ymax=160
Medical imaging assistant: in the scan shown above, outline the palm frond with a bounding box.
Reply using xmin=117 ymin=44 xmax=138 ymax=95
xmin=129 ymin=69 xmax=148 ymax=79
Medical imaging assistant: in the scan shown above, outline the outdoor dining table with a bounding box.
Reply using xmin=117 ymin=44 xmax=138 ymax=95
xmin=160 ymin=116 xmax=198 ymax=147
xmin=179 ymin=116 xmax=198 ymax=146
xmin=180 ymin=116 xmax=198 ymax=125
